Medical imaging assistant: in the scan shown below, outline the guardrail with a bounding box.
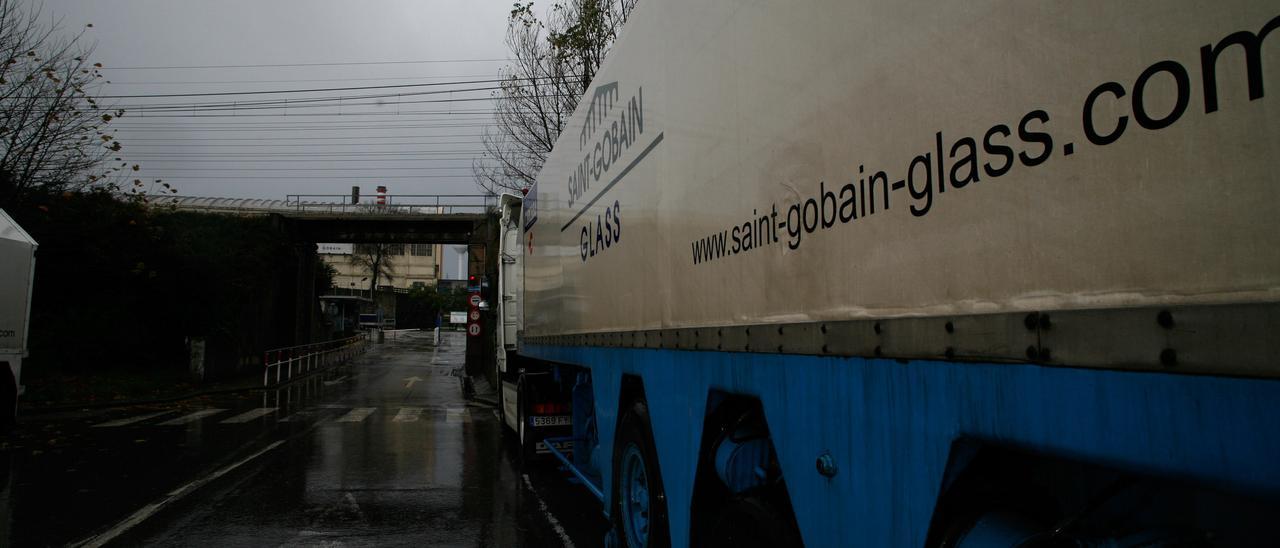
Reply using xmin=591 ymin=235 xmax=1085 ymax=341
xmin=282 ymin=194 xmax=497 ymax=215
xmin=263 ymin=333 xmax=369 ymax=387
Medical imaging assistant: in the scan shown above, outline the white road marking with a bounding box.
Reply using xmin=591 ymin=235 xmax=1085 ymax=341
xmin=392 ymin=407 xmax=424 ymax=422
xmin=71 ymin=440 xmax=286 ymax=548
xmin=91 ymin=411 xmax=173 ymax=428
xmin=336 ymin=407 xmax=376 ymax=423
xmin=522 ymin=474 xmax=575 ymax=548
xmin=220 ymin=407 xmax=277 ymax=424
xmin=157 ymin=409 xmax=225 ymax=426
xmin=279 ymin=410 xmax=311 ymax=423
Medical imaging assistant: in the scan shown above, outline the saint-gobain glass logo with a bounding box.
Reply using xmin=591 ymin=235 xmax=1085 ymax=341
xmin=566 ymin=81 xmax=645 ymax=209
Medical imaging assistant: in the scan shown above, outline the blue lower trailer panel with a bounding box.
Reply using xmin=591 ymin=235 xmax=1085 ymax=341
xmin=523 ymin=344 xmax=1280 ymax=547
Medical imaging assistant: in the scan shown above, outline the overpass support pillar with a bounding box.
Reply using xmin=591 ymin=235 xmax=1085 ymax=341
xmin=294 ymin=242 xmax=319 ymax=346
xmin=465 ymin=214 xmax=499 ymax=388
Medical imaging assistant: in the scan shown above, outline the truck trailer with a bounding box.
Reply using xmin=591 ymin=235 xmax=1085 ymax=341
xmin=495 ymin=1 xmax=1280 ymax=546
xmin=0 ymin=209 xmax=37 ymax=428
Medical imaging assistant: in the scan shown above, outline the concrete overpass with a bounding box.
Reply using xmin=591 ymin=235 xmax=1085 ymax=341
xmin=155 ymin=194 xmax=504 ymax=378
xmin=154 ymin=194 xmax=496 ymax=244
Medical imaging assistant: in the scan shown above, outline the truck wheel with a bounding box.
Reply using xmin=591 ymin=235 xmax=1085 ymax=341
xmin=0 ymin=368 xmax=15 ymax=433
xmin=613 ymin=400 xmax=670 ymax=548
xmin=515 ymin=378 xmax=536 ymax=464
xmin=702 ymin=496 xmax=802 ymax=548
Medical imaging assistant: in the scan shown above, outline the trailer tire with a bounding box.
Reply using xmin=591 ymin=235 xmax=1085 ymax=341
xmin=702 ymin=495 xmax=802 ymax=548
xmin=0 ymin=367 xmax=15 ymax=433
xmin=515 ymin=377 xmax=536 ymax=464
xmin=612 ymin=399 xmax=670 ymax=548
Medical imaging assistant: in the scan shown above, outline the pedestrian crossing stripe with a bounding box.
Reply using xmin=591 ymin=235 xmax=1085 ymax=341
xmin=336 ymin=407 xmax=377 ymax=423
xmin=158 ymin=409 xmax=226 ymax=426
xmin=91 ymin=406 xmax=477 ymax=427
xmin=445 ymin=407 xmax=472 ymax=424
xmin=220 ymin=407 xmax=277 ymax=424
xmin=92 ymin=410 xmax=175 ymax=428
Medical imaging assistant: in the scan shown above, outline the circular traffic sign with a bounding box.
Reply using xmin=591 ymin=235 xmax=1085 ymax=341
xmin=469 ymin=294 xmax=481 ymax=307
xmin=470 ymin=310 xmax=480 ymax=321
xmin=468 ymin=322 xmax=481 ymax=336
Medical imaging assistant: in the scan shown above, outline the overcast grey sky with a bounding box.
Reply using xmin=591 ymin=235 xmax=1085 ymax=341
xmin=43 ymin=1 xmax=517 ymax=279
xmin=44 ymin=0 xmax=514 ymax=200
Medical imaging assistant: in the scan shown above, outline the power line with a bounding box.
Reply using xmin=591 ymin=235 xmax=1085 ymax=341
xmin=112 ymin=123 xmax=496 ymax=132
xmin=124 ymin=154 xmax=487 ymax=159
xmin=124 ymin=145 xmax=486 ymax=150
xmin=107 ymin=74 xmax=497 ymax=85
xmin=114 ymin=149 xmax=488 ymax=155
xmin=126 ymin=161 xmax=485 ymax=165
xmin=108 ymin=85 xmax=506 ymax=110
xmin=126 ymin=165 xmax=479 ymax=170
xmin=112 ymin=117 xmax=495 ymax=128
xmin=105 ymin=110 xmax=497 ymax=119
xmin=117 ymin=95 xmax=511 ymax=113
xmin=92 ymin=76 xmax=578 ymax=98
xmin=121 ymin=175 xmax=477 ymax=179
xmin=124 ymin=141 xmax=485 ymax=147
xmin=114 ymin=87 xmax=567 ymax=112
xmin=100 ymin=58 xmax=511 ymax=70
xmin=115 ymin=134 xmax=489 ymax=142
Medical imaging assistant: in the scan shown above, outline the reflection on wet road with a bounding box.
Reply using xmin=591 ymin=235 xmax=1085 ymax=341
xmin=0 ymin=331 xmax=603 ymax=547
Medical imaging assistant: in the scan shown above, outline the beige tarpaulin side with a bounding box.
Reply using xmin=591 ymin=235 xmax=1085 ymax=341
xmin=523 ymin=0 xmax=1280 ymax=337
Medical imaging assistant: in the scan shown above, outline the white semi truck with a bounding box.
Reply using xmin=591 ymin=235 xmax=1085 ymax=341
xmin=496 ymin=1 xmax=1280 ymax=546
xmin=0 ymin=209 xmax=36 ymax=427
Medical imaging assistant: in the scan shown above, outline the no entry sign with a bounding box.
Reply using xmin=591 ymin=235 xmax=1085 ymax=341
xmin=469 ymin=294 xmax=481 ymax=307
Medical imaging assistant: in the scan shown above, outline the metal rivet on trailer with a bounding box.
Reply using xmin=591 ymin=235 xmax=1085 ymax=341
xmin=1160 ymin=348 xmax=1178 ymax=367
xmin=820 ymin=323 xmax=828 ymax=334
xmin=944 ymin=321 xmax=954 ymax=334
xmin=821 ymin=344 xmax=830 ymax=354
xmin=944 ymin=347 xmax=955 ymax=359
xmin=777 ymin=345 xmax=784 ymax=353
xmin=1024 ymin=313 xmax=1040 ymax=331
xmin=1157 ymin=310 xmax=1175 ymax=329
xmin=873 ymin=322 xmax=882 ymax=335
xmin=1026 ymin=345 xmax=1038 ymax=360
xmin=777 ymin=326 xmax=784 ymax=335
xmin=1039 ymin=313 xmax=1052 ymax=330
xmin=816 ymin=452 xmax=838 ymax=478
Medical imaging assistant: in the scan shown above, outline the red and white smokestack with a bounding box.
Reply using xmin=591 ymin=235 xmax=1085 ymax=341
xmin=376 ymin=185 xmax=387 ymax=206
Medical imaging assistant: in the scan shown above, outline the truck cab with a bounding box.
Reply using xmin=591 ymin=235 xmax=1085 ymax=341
xmin=0 ymin=209 xmax=37 ymax=428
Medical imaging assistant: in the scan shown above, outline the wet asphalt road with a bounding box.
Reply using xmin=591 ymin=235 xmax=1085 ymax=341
xmin=0 ymin=331 xmax=606 ymax=547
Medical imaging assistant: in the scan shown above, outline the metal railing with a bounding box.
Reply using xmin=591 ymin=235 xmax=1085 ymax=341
xmin=283 ymin=194 xmax=497 ymax=215
xmin=263 ymin=333 xmax=369 ymax=387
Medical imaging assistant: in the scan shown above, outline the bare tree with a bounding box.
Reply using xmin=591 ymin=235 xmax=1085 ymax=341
xmin=474 ymin=0 xmax=639 ymax=194
xmin=350 ymin=243 xmax=400 ymax=293
xmin=0 ymin=0 xmax=141 ymax=206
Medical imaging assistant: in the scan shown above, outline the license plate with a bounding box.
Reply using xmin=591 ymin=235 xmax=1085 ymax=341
xmin=530 ymin=415 xmax=571 ymax=427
